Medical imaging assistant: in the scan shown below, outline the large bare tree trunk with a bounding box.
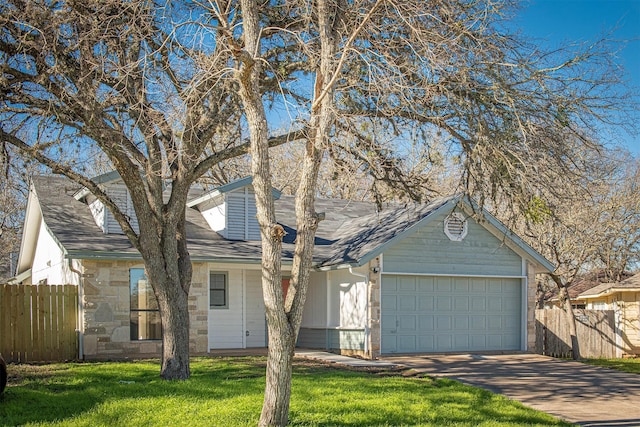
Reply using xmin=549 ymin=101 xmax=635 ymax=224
xmin=234 ymin=1 xmax=290 ymax=425
xmin=154 ymin=273 xmax=191 ymax=379
xmin=138 ymin=196 xmax=193 ymax=380
xmin=554 ymin=276 xmax=581 ymax=360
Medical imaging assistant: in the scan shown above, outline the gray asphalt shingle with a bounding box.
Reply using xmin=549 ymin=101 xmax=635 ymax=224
xmin=32 ymin=175 xmax=451 ymax=267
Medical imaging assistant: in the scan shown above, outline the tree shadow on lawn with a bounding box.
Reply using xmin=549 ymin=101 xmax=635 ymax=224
xmin=289 ymin=364 xmax=571 ymax=426
xmin=0 ymin=358 xmax=267 ymax=426
xmin=0 ymin=358 xmax=571 ymax=426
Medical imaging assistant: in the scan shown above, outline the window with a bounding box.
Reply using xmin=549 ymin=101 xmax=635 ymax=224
xmin=444 ymin=212 xmax=468 ymax=241
xmin=592 ymin=301 xmax=607 ymax=310
xmin=130 ymin=268 xmax=161 ymax=341
xmin=210 ymin=272 xmax=228 ymax=308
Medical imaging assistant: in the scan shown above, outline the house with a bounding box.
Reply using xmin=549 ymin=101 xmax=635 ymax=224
xmin=542 ymin=270 xmax=634 ymax=309
xmin=573 ymin=274 xmax=640 ymax=356
xmin=13 ymin=173 xmax=554 ymax=360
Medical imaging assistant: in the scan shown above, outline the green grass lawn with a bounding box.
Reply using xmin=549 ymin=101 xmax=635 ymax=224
xmin=0 ymin=357 xmax=570 ymax=427
xmin=583 ymin=357 xmax=640 ymax=374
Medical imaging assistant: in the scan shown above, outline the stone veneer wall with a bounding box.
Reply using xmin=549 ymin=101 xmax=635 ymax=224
xmin=81 ymin=260 xmax=209 ymax=359
xmin=367 ymin=258 xmax=382 ymax=359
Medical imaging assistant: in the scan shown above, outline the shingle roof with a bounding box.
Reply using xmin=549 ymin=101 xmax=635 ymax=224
xmin=34 ymin=175 xmax=265 ymax=262
xmin=31 ymin=175 xmax=552 ymax=271
xmin=577 ymin=273 xmax=640 ymax=299
xmin=32 ymin=175 xmax=456 ymax=267
xmin=545 ymin=270 xmax=635 ymax=301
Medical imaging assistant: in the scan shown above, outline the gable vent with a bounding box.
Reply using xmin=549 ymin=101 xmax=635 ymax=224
xmin=444 ymin=212 xmax=467 ymax=241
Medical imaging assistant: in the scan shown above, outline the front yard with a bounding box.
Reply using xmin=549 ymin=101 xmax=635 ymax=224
xmin=583 ymin=357 xmax=640 ymax=374
xmin=0 ymin=357 xmax=569 ymax=426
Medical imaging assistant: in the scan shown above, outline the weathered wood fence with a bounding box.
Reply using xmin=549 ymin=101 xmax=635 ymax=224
xmin=0 ymin=284 xmax=78 ymax=363
xmin=536 ymin=309 xmax=617 ymax=359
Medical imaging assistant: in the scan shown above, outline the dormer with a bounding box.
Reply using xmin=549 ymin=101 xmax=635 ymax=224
xmin=188 ymin=177 xmax=281 ymax=241
xmin=74 ymin=171 xmax=139 ymax=235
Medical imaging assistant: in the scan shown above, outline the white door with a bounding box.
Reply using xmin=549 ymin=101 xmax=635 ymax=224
xmin=381 ymin=275 xmax=522 ymax=353
xmin=208 ymin=270 xmax=244 ymax=349
xmin=245 ymin=270 xmax=266 ymax=347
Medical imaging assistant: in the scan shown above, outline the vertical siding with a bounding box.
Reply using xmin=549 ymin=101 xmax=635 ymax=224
xmin=105 ymin=185 xmax=127 ymax=234
xmin=226 ymin=192 xmax=246 ymax=240
xmin=296 ymin=329 xmax=365 ymax=351
xmin=103 ymin=184 xmax=139 ymax=235
xmin=225 ymin=189 xmax=261 ymax=241
xmin=246 ymin=193 xmax=261 ymax=240
xmin=245 ymin=270 xmax=266 ymax=347
xmin=329 ymin=329 xmax=365 ymax=351
xmin=208 ymin=269 xmax=244 ymax=349
xmin=383 ymin=210 xmax=523 ymax=276
xmin=297 ymin=328 xmax=328 ymax=349
xmin=301 ymin=272 xmax=328 ymax=327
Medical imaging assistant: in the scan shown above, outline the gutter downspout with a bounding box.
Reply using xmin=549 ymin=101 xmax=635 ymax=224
xmin=68 ymin=259 xmax=84 ymax=361
xmin=348 ymin=266 xmax=370 ymax=357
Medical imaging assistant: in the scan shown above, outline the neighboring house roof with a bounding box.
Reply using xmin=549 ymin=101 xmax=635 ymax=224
xmin=19 ymin=175 xmax=554 ymax=272
xmin=576 ymin=274 xmax=640 ymax=299
xmin=544 ymin=270 xmax=635 ymax=302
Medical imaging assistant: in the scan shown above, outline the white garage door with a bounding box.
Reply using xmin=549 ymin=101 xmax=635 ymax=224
xmin=381 ymin=275 xmax=523 ymax=354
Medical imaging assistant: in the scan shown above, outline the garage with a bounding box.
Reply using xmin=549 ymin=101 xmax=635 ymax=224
xmin=381 ymin=274 xmax=523 ymax=354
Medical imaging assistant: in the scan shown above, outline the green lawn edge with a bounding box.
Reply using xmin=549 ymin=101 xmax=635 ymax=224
xmin=0 ymin=357 xmax=572 ymax=427
xmin=582 ymin=357 xmax=640 ymax=375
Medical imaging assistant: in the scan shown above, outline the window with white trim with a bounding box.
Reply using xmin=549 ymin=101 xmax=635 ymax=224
xmin=444 ymin=212 xmax=468 ymax=241
xmin=210 ymin=272 xmax=228 ymax=309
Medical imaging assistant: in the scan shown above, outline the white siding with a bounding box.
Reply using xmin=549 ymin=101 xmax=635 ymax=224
xmin=31 ymin=220 xmax=79 ymax=285
xmin=200 ymin=200 xmax=227 ymax=236
xmin=245 ymin=270 xmax=266 ymax=347
xmin=89 ymin=199 xmax=106 ymax=232
xmin=301 ymin=272 xmax=328 ymax=327
xmin=208 ymin=269 xmax=244 ymax=349
xmin=328 ymin=269 xmax=367 ymax=328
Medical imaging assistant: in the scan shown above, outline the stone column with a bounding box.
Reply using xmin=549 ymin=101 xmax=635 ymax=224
xmin=527 ymin=262 xmax=537 ymax=352
xmin=367 ymin=258 xmax=382 ymax=359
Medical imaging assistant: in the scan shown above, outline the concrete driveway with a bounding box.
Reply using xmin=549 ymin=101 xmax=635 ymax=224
xmin=382 ymin=353 xmax=640 ymax=427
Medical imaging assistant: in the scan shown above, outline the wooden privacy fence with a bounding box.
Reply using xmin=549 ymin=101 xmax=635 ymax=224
xmin=0 ymin=284 xmax=78 ymax=363
xmin=536 ymin=309 xmax=617 ymax=359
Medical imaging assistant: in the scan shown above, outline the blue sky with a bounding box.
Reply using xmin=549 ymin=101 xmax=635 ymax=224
xmin=514 ymin=0 xmax=640 ymax=154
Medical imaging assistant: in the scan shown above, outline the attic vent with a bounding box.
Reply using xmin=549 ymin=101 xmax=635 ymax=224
xmin=444 ymin=212 xmax=467 ymax=241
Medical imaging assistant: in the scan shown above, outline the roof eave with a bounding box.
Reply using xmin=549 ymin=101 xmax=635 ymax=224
xmin=335 ymin=196 xmax=461 ymax=269
xmin=577 ymin=287 xmax=640 ymax=300
xmin=187 ymin=176 xmax=282 ymax=208
xmin=65 ymin=250 xmax=294 ymax=266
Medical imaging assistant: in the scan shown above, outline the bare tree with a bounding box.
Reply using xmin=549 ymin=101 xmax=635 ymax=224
xmin=0 ymin=147 xmax=39 ymax=281
xmin=210 ymin=0 xmax=633 ymax=424
xmin=3 ymin=0 xmax=634 ymax=421
xmin=522 ymin=149 xmax=640 ymax=359
xmin=593 ymin=156 xmax=640 ymax=279
xmin=0 ymin=0 xmax=301 ymax=379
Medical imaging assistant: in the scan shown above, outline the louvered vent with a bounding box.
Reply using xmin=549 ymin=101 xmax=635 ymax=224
xmin=444 ymin=212 xmax=467 ymax=241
